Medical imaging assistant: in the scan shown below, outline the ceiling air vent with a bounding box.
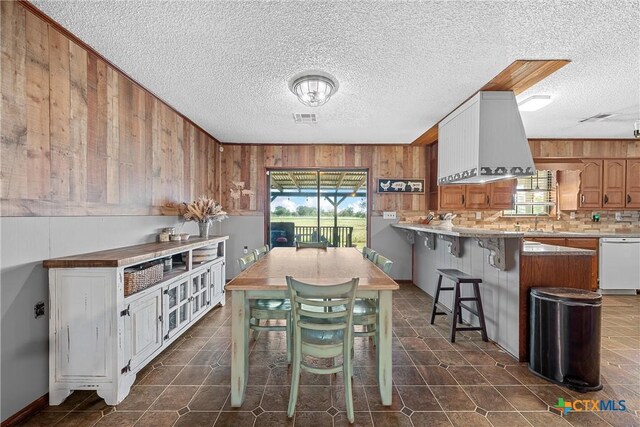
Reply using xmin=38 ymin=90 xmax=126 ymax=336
xmin=293 ymin=113 xmax=317 ymax=124
xmin=579 ymin=113 xmax=616 ymax=123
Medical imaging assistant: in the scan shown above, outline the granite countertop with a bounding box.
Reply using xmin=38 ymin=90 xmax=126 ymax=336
xmin=392 ymin=223 xmax=524 ymax=238
xmin=522 ymin=241 xmax=596 ymax=256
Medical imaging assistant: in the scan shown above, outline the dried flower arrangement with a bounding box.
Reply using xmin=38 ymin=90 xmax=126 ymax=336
xmin=182 ymin=196 xmax=228 ymax=224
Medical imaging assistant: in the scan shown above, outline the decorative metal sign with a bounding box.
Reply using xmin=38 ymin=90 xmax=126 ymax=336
xmin=377 ymin=179 xmax=424 ymax=193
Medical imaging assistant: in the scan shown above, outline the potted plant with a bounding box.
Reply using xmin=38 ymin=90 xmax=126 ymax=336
xmin=182 ymin=196 xmax=228 ymax=238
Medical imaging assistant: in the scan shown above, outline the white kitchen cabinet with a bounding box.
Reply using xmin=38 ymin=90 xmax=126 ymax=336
xmin=44 ymin=236 xmax=228 ymax=406
xmin=163 ymin=276 xmax=191 ymax=341
xmin=209 ymin=259 xmax=225 ymax=308
xmin=124 ymin=289 xmax=163 ymax=372
xmin=190 ymin=264 xmax=211 ymax=321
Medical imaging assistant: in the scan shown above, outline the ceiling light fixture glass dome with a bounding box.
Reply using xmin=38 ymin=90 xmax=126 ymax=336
xmin=290 ymin=74 xmax=338 ymax=107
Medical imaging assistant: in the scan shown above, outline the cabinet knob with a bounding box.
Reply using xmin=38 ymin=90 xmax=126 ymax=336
xmin=461 ymin=194 xmax=465 ymax=205
xmin=604 ymin=194 xmax=609 ymax=204
xmin=580 ymin=194 xmax=585 ymax=205
xmin=628 ymin=194 xmax=632 ymax=204
xmin=486 ymin=194 xmax=490 ymax=205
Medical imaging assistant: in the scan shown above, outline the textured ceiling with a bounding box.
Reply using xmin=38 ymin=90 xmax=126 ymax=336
xmin=32 ymin=0 xmax=640 ymax=143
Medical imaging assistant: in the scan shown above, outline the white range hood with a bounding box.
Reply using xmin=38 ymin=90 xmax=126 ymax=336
xmin=438 ymin=91 xmax=536 ymax=185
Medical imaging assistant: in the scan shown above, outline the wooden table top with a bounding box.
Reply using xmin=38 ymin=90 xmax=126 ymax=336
xmin=43 ymin=236 xmax=229 ymax=268
xmin=226 ymin=247 xmax=399 ymax=291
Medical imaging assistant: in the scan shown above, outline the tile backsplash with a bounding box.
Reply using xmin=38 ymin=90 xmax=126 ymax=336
xmin=403 ymin=210 xmax=640 ymax=233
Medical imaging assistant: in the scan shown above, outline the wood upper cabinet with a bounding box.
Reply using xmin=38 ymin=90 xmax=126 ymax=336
xmin=490 ymin=179 xmax=516 ymax=209
xmin=579 ymin=160 xmax=602 ymax=209
xmin=626 ymin=159 xmax=640 ymax=208
xmin=557 ymin=170 xmax=580 ymax=211
xmin=465 ymin=184 xmax=490 ymax=209
xmin=602 ymin=160 xmax=626 ymax=208
xmin=439 ymin=185 xmax=466 ymax=210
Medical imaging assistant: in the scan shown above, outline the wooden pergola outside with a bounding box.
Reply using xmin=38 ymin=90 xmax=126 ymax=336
xmin=269 ymin=170 xmax=367 ymax=247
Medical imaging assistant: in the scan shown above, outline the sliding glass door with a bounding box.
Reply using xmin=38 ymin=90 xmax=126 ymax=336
xmin=267 ymin=169 xmax=368 ymax=249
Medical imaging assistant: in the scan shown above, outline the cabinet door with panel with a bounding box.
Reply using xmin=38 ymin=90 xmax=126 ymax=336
xmin=602 ymin=160 xmax=626 ymax=208
xmin=52 ymin=270 xmax=113 ymax=382
xmin=579 ymin=160 xmax=602 ymax=209
xmin=163 ymin=277 xmax=190 ymax=341
xmin=489 ymin=179 xmax=516 ymax=209
xmin=124 ymin=289 xmax=163 ymax=371
xmin=465 ymin=184 xmax=490 ymax=209
xmin=626 ymin=159 xmax=640 ymax=208
xmin=190 ymin=266 xmax=210 ymax=321
xmin=209 ymin=260 xmax=225 ymax=306
xmin=439 ymin=185 xmax=466 ymax=210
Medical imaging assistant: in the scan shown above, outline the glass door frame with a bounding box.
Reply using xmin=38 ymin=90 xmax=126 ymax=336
xmin=263 ymin=167 xmax=371 ymax=249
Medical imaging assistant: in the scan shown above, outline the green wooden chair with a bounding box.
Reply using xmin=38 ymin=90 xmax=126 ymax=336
xmin=253 ymin=244 xmax=270 ymax=260
xmin=362 ymin=246 xmax=377 ymax=261
xmin=286 ymin=275 xmax=359 ymax=423
xmin=295 ymin=241 xmax=328 ymax=250
xmin=375 ymin=254 xmax=393 ymax=275
xmin=237 ymin=253 xmax=292 ymax=362
xmin=353 ymin=254 xmax=393 ymax=347
xmin=237 ymin=252 xmax=257 ymax=272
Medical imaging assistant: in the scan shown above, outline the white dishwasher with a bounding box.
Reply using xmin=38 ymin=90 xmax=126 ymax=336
xmin=599 ymin=238 xmax=640 ymax=294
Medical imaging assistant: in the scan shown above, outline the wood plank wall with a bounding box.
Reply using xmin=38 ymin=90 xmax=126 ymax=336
xmin=529 ymin=139 xmax=640 ymax=158
xmin=218 ymin=145 xmax=427 ymax=214
xmin=0 ymin=1 xmax=218 ymax=217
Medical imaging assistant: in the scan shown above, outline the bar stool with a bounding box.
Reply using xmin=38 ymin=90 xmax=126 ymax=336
xmin=430 ymin=268 xmax=488 ymax=343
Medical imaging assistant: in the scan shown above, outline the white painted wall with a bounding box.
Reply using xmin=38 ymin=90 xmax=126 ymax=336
xmin=370 ymin=217 xmax=412 ymax=281
xmin=220 ymin=215 xmax=265 ymax=279
xmin=0 ymin=215 xmax=198 ymax=422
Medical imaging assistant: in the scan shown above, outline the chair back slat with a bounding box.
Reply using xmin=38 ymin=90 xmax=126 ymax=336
xmin=286 ymin=276 xmax=358 ymax=338
xmin=237 ymin=252 xmax=257 ymax=272
xmin=375 ymin=254 xmax=393 ymax=275
xmin=253 ymin=244 xmax=270 ymax=259
xmin=362 ymin=247 xmax=377 ymax=261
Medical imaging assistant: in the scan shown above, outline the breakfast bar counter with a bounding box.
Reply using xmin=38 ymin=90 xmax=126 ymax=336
xmin=393 ymin=223 xmax=602 ymax=362
xmin=393 ymin=223 xmax=524 ymax=359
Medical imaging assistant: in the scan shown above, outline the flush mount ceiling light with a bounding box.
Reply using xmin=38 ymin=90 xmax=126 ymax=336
xmin=518 ymin=95 xmax=553 ymax=112
xmin=289 ymin=73 xmax=338 ymax=107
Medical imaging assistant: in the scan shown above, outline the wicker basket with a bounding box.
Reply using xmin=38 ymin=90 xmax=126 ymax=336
xmin=124 ymin=261 xmax=163 ymax=296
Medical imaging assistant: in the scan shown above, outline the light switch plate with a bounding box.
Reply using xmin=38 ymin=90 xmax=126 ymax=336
xmin=383 ymin=211 xmax=397 ymax=220
xmin=475 ymin=212 xmax=482 ymax=220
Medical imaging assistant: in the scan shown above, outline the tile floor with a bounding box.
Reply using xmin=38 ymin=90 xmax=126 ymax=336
xmin=23 ymin=284 xmax=640 ymax=426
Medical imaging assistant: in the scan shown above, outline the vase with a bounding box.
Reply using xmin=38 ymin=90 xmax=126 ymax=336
xmin=198 ymin=221 xmax=210 ymax=238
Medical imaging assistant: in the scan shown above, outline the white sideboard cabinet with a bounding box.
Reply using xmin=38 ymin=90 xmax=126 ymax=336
xmin=43 ymin=236 xmax=228 ymax=406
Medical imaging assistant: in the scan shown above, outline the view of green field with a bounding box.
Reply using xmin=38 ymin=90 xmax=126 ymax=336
xmin=271 ymin=216 xmax=367 ymax=249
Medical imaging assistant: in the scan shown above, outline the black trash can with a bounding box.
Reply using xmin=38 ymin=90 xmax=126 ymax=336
xmin=529 ymin=287 xmax=602 ymax=392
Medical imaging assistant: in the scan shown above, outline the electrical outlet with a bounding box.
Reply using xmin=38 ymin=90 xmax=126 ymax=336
xmin=570 ymin=211 xmax=576 ymax=220
xmin=475 ymin=211 xmax=482 ymax=220
xmin=34 ymin=301 xmax=45 ymax=318
xmin=243 ymin=246 xmax=248 ymax=254
xmin=615 ymin=212 xmax=623 ymax=221
xmin=383 ymin=211 xmax=396 ymax=220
